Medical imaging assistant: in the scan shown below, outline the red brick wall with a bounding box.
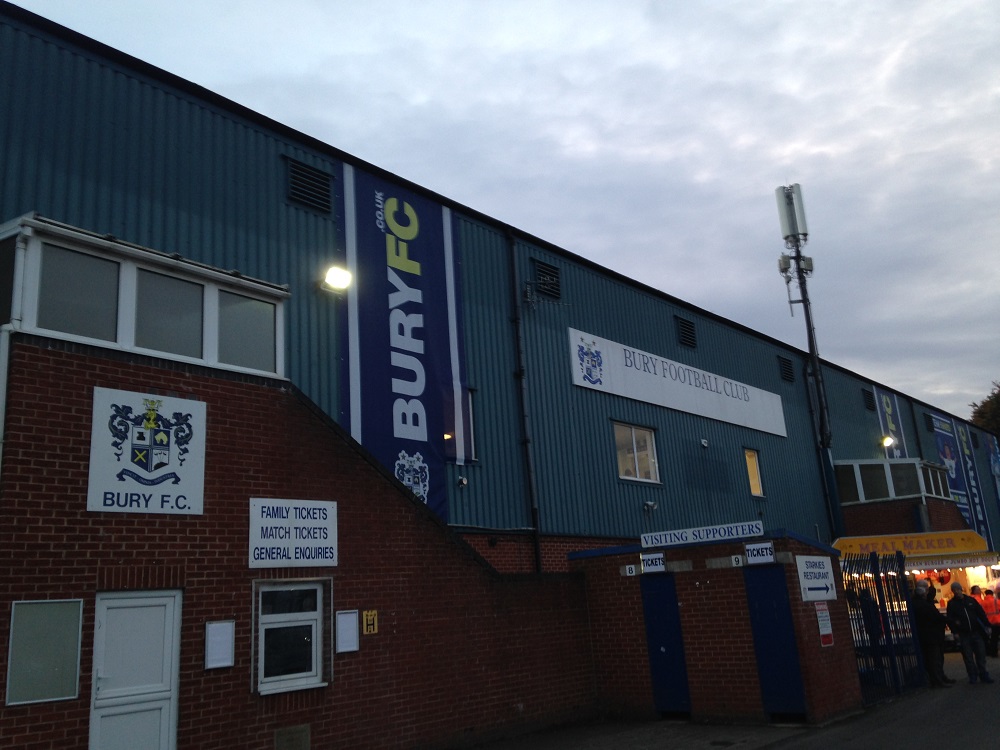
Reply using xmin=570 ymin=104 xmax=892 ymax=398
xmin=0 ymin=338 xmax=594 ymax=749
xmin=573 ymin=539 xmax=863 ymax=725
xmin=843 ymin=498 xmax=973 ymax=537
xmin=572 ymin=555 xmax=655 ymax=717
xmin=925 ymin=499 xmax=969 ymax=531
xmin=463 ymin=533 xmax=632 ymax=574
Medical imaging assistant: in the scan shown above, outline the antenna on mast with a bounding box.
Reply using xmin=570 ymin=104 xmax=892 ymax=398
xmin=774 ymin=183 xmax=842 ymax=538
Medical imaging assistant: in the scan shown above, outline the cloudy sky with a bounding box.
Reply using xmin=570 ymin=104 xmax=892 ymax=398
xmin=12 ymin=0 xmax=999 ymax=419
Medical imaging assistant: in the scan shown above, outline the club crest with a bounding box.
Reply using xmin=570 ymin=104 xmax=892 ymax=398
xmin=394 ymin=450 xmax=430 ymax=503
xmin=107 ymin=397 xmax=194 ymax=486
xmin=577 ymin=337 xmax=603 ymax=385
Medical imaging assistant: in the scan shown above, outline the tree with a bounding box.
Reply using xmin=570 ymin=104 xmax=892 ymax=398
xmin=970 ymin=381 xmax=1000 ymax=437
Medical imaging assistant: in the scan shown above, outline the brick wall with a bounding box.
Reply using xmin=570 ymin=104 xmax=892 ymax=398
xmin=573 ymin=538 xmax=863 ymax=725
xmin=462 ymin=532 xmax=632 ymax=574
xmin=0 ymin=338 xmax=595 ymax=749
xmin=843 ymin=498 xmax=972 ymax=536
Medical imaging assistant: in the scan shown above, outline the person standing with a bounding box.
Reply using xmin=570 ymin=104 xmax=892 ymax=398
xmin=984 ymin=589 xmax=1000 ymax=657
xmin=912 ymin=580 xmax=952 ymax=687
xmin=947 ymin=581 xmax=994 ymax=684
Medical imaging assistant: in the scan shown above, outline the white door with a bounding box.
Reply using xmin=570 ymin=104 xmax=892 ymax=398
xmin=90 ymin=591 xmax=181 ymax=750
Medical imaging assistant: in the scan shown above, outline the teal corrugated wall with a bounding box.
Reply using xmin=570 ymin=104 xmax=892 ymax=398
xmin=0 ymin=17 xmax=346 ymax=417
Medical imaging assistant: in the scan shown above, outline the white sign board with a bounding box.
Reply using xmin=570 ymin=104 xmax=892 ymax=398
xmin=640 ymin=553 xmax=665 ymax=574
xmin=570 ymin=329 xmax=787 ymax=436
xmin=249 ymin=498 xmax=338 ymax=568
xmin=641 ymin=519 xmax=764 ymax=549
xmin=88 ymin=387 xmax=206 ymax=514
xmin=745 ymin=541 xmax=775 ymax=565
xmin=796 ymin=555 xmax=837 ymax=601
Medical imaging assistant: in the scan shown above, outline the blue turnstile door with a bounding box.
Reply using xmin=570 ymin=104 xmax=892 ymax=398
xmin=743 ymin=565 xmax=806 ymax=718
xmin=640 ymin=573 xmax=691 ymax=715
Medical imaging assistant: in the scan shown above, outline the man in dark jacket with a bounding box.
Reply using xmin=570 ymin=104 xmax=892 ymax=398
xmin=912 ymin=580 xmax=952 ymax=687
xmin=947 ymin=581 xmax=994 ymax=684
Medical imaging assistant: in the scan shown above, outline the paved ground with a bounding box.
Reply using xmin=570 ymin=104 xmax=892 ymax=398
xmin=475 ymin=653 xmax=996 ymax=750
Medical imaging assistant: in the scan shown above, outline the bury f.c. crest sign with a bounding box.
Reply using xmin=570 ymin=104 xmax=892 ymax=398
xmin=87 ymin=387 xmax=206 ymax=514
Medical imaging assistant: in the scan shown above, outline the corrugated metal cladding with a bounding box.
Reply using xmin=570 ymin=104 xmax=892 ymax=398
xmin=4 ymin=5 xmax=998 ymax=546
xmin=496 ymin=241 xmax=833 ymax=540
xmin=0 ymin=15 xmax=346 ymax=418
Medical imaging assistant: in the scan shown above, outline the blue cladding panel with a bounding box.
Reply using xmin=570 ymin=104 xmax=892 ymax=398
xmin=508 ymin=239 xmax=830 ymax=540
xmin=0 ymin=18 xmax=345 ymax=418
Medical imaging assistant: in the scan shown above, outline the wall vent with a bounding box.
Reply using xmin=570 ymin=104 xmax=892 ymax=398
xmin=778 ymin=356 xmax=795 ymax=382
xmin=862 ymin=389 xmax=876 ymax=411
xmin=286 ymin=158 xmax=332 ymax=214
xmin=675 ymin=316 xmax=697 ymax=348
xmin=924 ymin=413 xmax=935 ymax=432
xmin=533 ymin=260 xmax=561 ymax=299
xmin=971 ymin=432 xmax=979 ymax=450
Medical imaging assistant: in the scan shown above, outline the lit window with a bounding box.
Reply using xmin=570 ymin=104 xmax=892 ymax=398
xmin=615 ymin=422 xmax=659 ymax=482
xmin=37 ymin=244 xmax=119 ymax=341
xmin=219 ymin=291 xmax=275 ymax=371
xmin=256 ymin=582 xmax=326 ymax=695
xmin=745 ymin=449 xmax=764 ymax=496
xmin=135 ymin=269 xmax=204 ymax=358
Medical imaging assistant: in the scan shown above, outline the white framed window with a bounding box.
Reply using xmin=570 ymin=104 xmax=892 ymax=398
xmin=16 ymin=220 xmax=287 ymax=378
xmin=37 ymin=245 xmax=119 ymax=341
xmin=614 ymin=422 xmax=659 ymax=482
xmin=6 ymin=600 xmax=83 ymax=705
xmin=744 ymin=448 xmax=764 ymax=497
xmin=255 ymin=581 xmax=327 ymax=695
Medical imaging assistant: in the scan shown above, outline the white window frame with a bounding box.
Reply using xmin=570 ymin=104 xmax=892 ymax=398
xmin=14 ymin=220 xmax=287 ymax=378
xmin=614 ymin=422 xmax=660 ymax=483
xmin=254 ymin=581 xmax=328 ymax=696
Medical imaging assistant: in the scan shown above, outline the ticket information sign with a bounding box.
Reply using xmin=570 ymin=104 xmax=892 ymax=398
xmin=249 ymin=498 xmax=338 ymax=568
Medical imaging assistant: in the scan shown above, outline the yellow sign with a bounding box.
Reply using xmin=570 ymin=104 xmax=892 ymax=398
xmin=362 ymin=610 xmax=378 ymax=635
xmin=833 ymin=530 xmax=988 ymax=557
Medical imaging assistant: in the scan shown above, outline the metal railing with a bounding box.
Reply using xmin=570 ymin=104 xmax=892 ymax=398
xmin=841 ymin=551 xmax=923 ymax=705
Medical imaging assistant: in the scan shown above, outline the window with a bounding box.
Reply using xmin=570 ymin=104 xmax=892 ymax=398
xmin=6 ymin=600 xmax=82 ymax=705
xmin=219 ymin=290 xmax=275 ymax=371
xmin=614 ymin=422 xmax=659 ymax=482
xmin=136 ymin=269 xmax=204 ymax=358
xmin=256 ymin=581 xmax=326 ymax=695
xmin=744 ymin=449 xmax=764 ymax=496
xmin=38 ymin=244 xmax=119 ymax=341
xmin=23 ymin=226 xmax=286 ymax=377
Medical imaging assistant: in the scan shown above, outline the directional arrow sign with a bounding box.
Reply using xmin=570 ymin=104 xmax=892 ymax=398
xmin=795 ymin=555 xmax=837 ymax=601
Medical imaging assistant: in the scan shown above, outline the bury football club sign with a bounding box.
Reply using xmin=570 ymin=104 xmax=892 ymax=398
xmin=569 ymin=329 xmax=787 ymax=437
xmin=342 ymin=165 xmax=471 ymax=522
xmin=87 ymin=387 xmax=206 ymax=514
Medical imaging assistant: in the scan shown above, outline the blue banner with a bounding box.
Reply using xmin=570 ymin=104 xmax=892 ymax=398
xmin=957 ymin=423 xmax=991 ymax=548
xmin=931 ymin=414 xmax=990 ymax=543
xmin=343 ymin=166 xmax=470 ymax=521
xmin=874 ymin=386 xmax=908 ymax=458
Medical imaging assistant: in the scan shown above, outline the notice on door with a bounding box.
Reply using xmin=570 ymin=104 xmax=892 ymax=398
xmin=249 ymin=498 xmax=338 ymax=568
